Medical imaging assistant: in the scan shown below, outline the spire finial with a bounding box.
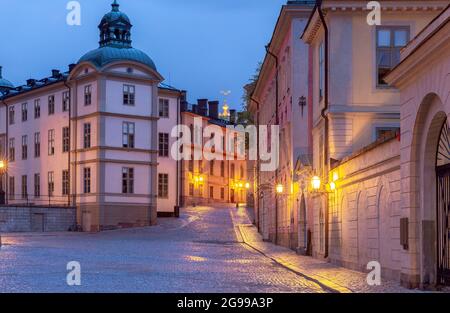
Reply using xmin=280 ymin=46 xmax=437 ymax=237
xmin=112 ymin=0 xmax=119 ymax=12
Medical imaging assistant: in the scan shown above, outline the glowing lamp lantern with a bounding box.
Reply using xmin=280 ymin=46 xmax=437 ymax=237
xmin=0 ymin=160 xmax=5 ymax=170
xmin=245 ymin=183 xmax=250 ymax=190
xmin=329 ymin=181 xmax=336 ymax=191
xmin=332 ymin=172 xmax=339 ymax=182
xmin=311 ymin=176 xmax=321 ymax=191
xmin=276 ymin=184 xmax=284 ymax=194
xmin=199 ymin=176 xmax=204 ymax=182
xmin=239 ymin=182 xmax=243 ymax=188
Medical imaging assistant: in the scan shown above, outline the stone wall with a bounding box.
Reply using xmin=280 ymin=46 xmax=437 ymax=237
xmin=0 ymin=206 xmax=76 ymax=232
xmin=315 ymin=136 xmax=402 ymax=280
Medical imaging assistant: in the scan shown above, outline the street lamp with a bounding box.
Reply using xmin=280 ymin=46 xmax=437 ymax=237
xmin=311 ymin=176 xmax=321 ymax=191
xmin=245 ymin=182 xmax=250 ymax=190
xmin=276 ymin=184 xmax=284 ymax=194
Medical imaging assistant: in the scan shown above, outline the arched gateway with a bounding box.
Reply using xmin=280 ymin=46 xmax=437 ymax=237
xmin=436 ymin=120 xmax=450 ymax=285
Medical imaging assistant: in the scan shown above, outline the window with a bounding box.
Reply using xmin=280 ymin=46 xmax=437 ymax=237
xmin=230 ymin=164 xmax=235 ymax=179
xmin=123 ymin=84 xmax=135 ymax=105
xmin=159 ymin=98 xmax=169 ymax=118
xmin=8 ymin=106 xmax=14 ymax=125
xmin=159 ymin=133 xmax=169 ymax=157
xmin=21 ymin=103 xmax=28 ymax=122
xmin=62 ymin=91 xmax=70 ymax=112
xmin=122 ymin=122 xmax=135 ymax=148
xmin=34 ymin=132 xmax=40 ymax=158
xmin=21 ymin=135 xmax=27 ymax=160
xmin=83 ymin=168 xmax=91 ymax=194
xmin=376 ymin=26 xmax=409 ymax=86
xmin=48 ymin=129 xmax=55 ymax=155
xmin=122 ymin=167 xmax=134 ymax=194
xmin=198 ymin=184 xmax=203 ymax=197
xmin=319 ymin=42 xmax=325 ymax=100
xmin=189 ymin=159 xmax=194 ymax=172
xmin=48 ymin=95 xmax=55 ymax=115
xmin=209 ymin=186 xmax=214 ymax=199
xmin=62 ymin=127 xmax=70 ymax=153
xmin=221 ymin=187 xmax=225 ymax=200
xmin=210 ymin=160 xmax=214 ymax=176
xmin=199 ymin=160 xmax=203 ymax=173
xmin=48 ymin=171 xmax=54 ymax=197
xmin=34 ymin=173 xmax=40 ymax=198
xmin=158 ymin=173 xmax=169 ymax=198
xmin=240 ymin=165 xmax=244 ymax=179
xmin=9 ymin=176 xmax=14 ymax=200
xmin=221 ymin=161 xmax=225 ymax=177
xmin=21 ymin=175 xmax=27 ymax=200
xmin=84 ymin=85 xmax=92 ymax=106
xmin=8 ymin=138 xmax=15 ymax=162
xmin=189 ymin=183 xmax=194 ymax=196
xmin=62 ymin=170 xmax=69 ymax=196
xmin=375 ymin=127 xmax=400 ymax=141
xmin=83 ymin=123 xmax=91 ymax=149
xmin=34 ymin=99 xmax=41 ymax=119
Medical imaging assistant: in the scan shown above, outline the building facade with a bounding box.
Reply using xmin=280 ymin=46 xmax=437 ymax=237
xmin=180 ymin=100 xmax=248 ymax=207
xmin=249 ymin=1 xmax=315 ymax=249
xmin=0 ymin=2 xmax=181 ymax=231
xmin=386 ymin=4 xmax=450 ymax=287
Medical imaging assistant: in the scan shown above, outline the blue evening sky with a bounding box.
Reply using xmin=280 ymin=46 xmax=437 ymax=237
xmin=0 ymin=0 xmax=286 ymax=110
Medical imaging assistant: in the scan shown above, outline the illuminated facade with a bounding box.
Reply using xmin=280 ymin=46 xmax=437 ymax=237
xmin=180 ymin=100 xmax=247 ymax=207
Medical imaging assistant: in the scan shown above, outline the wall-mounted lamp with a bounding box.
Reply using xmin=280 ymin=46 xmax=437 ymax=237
xmin=276 ymin=184 xmax=284 ymax=194
xmin=299 ymin=96 xmax=307 ymax=116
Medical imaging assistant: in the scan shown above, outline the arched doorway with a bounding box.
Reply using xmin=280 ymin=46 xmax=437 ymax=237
xmin=436 ymin=119 xmax=450 ymax=285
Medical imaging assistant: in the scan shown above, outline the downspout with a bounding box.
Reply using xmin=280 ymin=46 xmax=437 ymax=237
xmin=250 ymin=96 xmax=260 ymax=232
xmin=2 ymin=97 xmax=8 ymax=204
xmin=317 ymin=0 xmax=330 ymax=259
xmin=176 ymin=91 xmax=181 ymax=215
xmin=63 ymin=80 xmax=71 ymax=207
xmin=265 ymin=44 xmax=279 ymax=245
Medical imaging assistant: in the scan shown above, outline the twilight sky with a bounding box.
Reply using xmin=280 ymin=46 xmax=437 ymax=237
xmin=0 ymin=0 xmax=287 ymax=110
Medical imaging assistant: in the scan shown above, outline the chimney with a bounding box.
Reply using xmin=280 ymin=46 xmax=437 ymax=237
xmin=191 ymin=104 xmax=198 ymax=114
xmin=27 ymin=79 xmax=36 ymax=87
xmin=229 ymin=109 xmax=237 ymax=124
xmin=197 ymin=99 xmax=208 ymax=116
xmin=68 ymin=63 xmax=76 ymax=72
xmin=180 ymin=91 xmax=188 ymax=112
xmin=51 ymin=69 xmax=60 ymax=78
xmin=208 ymin=101 xmax=219 ymax=119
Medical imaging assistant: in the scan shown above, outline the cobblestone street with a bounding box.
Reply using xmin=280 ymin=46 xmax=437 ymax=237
xmin=0 ymin=205 xmax=326 ymax=293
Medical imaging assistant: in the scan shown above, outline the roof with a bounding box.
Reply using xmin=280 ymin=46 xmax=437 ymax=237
xmin=0 ymin=71 xmax=69 ymax=101
xmin=78 ymin=46 xmax=157 ymax=71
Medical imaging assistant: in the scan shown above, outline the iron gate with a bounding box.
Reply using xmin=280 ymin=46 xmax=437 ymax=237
xmin=436 ymin=166 xmax=450 ymax=285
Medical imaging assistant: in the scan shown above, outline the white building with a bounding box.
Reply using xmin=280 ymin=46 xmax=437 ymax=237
xmin=0 ymin=1 xmax=181 ymax=231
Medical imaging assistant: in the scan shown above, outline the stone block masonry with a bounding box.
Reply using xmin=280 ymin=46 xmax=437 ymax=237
xmin=0 ymin=206 xmax=76 ymax=232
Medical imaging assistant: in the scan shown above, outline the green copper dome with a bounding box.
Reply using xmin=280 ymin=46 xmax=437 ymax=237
xmin=79 ymin=46 xmax=156 ymax=70
xmin=0 ymin=66 xmax=14 ymax=90
xmin=78 ymin=1 xmax=157 ymax=71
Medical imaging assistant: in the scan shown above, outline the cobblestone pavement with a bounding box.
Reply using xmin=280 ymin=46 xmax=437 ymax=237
xmin=0 ymin=205 xmax=326 ymax=293
xmin=232 ymin=206 xmax=449 ymax=293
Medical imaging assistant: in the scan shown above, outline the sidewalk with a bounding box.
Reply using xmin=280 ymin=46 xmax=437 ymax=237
xmin=231 ymin=206 xmax=424 ymax=293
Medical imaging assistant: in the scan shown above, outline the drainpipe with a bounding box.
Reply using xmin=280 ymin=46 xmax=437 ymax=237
xmin=250 ymin=96 xmax=260 ymax=232
xmin=317 ymin=0 xmax=330 ymax=259
xmin=265 ymin=44 xmax=279 ymax=245
xmin=63 ymin=80 xmax=71 ymax=207
xmin=1 ymin=97 xmax=8 ymax=205
xmin=175 ymin=91 xmax=182 ymax=216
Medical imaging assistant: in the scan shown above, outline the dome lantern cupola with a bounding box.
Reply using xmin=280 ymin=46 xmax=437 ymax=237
xmin=98 ymin=0 xmax=132 ymax=48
